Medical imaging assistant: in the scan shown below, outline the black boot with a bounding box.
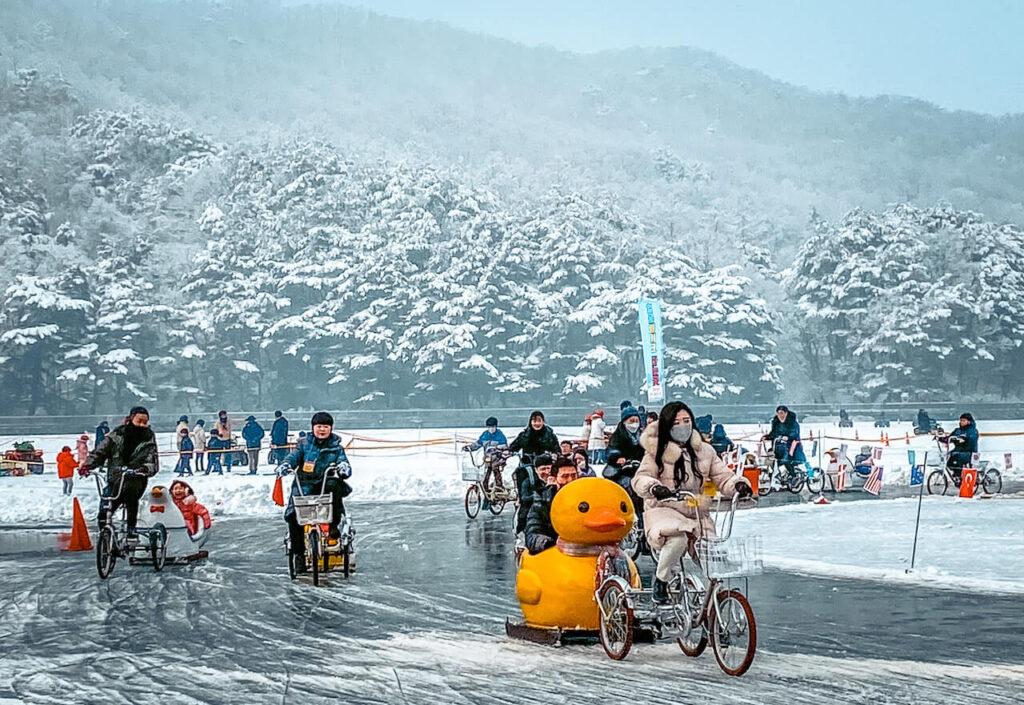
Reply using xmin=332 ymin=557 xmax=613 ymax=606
xmin=291 ymin=553 xmax=307 ymax=575
xmin=652 ymin=578 xmax=669 ymax=604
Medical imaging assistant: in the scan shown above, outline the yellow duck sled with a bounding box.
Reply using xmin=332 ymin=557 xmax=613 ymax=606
xmin=507 ymin=477 xmax=646 ymax=645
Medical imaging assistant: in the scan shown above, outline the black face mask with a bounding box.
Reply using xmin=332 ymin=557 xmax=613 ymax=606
xmin=122 ymin=423 xmax=152 ymax=464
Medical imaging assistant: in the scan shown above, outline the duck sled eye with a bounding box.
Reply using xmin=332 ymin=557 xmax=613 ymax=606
xmin=620 ymin=501 xmax=628 ymax=512
xmin=578 ymin=502 xmax=590 ymax=513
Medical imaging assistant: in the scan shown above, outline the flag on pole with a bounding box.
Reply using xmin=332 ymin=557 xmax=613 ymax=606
xmin=907 ymin=450 xmax=916 ymax=467
xmin=910 ymin=464 xmax=924 ymax=486
xmin=864 ymin=465 xmax=884 ymax=495
xmin=637 ymin=298 xmax=665 ymax=403
xmin=872 ymin=446 xmax=883 ymax=462
xmin=1006 ymin=453 xmax=1014 ymax=470
xmin=971 ymin=452 xmax=980 ymax=465
xmin=836 ymin=443 xmax=849 ymax=492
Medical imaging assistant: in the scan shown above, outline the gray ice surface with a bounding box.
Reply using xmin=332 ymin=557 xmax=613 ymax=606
xmin=1 ymin=500 xmax=1021 ymax=704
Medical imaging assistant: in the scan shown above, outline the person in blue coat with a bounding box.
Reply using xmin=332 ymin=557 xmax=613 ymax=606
xmin=943 ymin=412 xmax=979 ymax=481
xmin=205 ymin=430 xmax=227 ymax=475
xmin=270 ymin=410 xmax=289 ymax=465
xmin=95 ymin=420 xmax=110 ymax=447
xmin=763 ymin=405 xmax=807 ymax=475
xmin=462 ymin=416 xmax=509 ymax=499
xmin=242 ymin=415 xmax=265 ymax=475
xmin=175 ymin=428 xmax=194 ymax=476
xmin=278 ymin=412 xmax=352 ymax=573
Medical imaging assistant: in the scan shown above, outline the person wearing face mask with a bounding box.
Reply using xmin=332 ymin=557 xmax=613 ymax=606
xmin=633 ymin=401 xmax=752 ymax=604
xmin=80 ymin=406 xmax=160 ymax=537
xmin=607 ymin=407 xmax=645 ymax=472
xmin=571 ymin=448 xmax=595 ymax=477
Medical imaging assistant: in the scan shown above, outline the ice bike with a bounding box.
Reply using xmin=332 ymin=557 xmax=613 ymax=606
xmin=462 ymin=447 xmax=518 ymax=518
xmin=92 ymin=468 xmax=167 ymax=579
xmin=926 ymin=437 xmax=1002 ymax=496
xmin=756 ymin=438 xmax=817 ymax=494
xmin=282 ymin=465 xmax=355 ymax=586
xmin=595 ymin=492 xmax=761 ymax=676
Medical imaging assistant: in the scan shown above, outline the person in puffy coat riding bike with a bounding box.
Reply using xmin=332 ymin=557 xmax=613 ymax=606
xmin=277 ymin=412 xmax=353 ymax=572
xmin=633 ymin=401 xmax=752 ymax=604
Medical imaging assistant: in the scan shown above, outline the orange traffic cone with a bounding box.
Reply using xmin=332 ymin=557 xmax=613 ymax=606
xmin=64 ymin=498 xmax=92 ymax=551
xmin=884 ymin=433 xmax=890 ymax=447
xmin=854 ymin=429 xmax=859 ymax=441
xmin=272 ymin=476 xmax=285 ymax=506
xmin=905 ymin=432 xmax=910 ymax=445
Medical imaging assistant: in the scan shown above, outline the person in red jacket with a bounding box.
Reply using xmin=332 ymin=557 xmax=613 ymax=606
xmin=57 ymin=446 xmax=77 ymax=496
xmin=169 ymin=480 xmax=212 ymax=536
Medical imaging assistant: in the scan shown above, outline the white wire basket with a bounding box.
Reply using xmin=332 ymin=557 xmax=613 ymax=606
xmin=697 ymin=535 xmax=763 ymax=578
xmin=461 ymin=453 xmax=484 ymax=482
xmin=293 ymin=494 xmax=334 ymax=526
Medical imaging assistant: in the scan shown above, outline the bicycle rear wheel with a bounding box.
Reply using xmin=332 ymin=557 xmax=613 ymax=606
xmin=982 ymin=469 xmax=1002 ymax=494
xmin=488 ymin=494 xmax=506 ymax=515
xmin=464 ymin=484 xmax=482 ymax=518
xmin=620 ymin=521 xmax=643 ymax=561
xmin=805 ymin=468 xmax=825 ymax=494
xmin=96 ymin=525 xmax=117 ymax=579
xmin=597 ymin=580 xmax=633 ymax=660
xmin=710 ymin=589 xmax=757 ymax=676
xmin=150 ymin=524 xmax=167 ymax=572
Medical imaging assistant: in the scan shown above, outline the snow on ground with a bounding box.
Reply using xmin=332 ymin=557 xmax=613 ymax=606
xmin=3 ymin=418 xmax=1022 ymax=525
xmin=2 ymin=420 xmax=1023 ymax=595
xmin=734 ymin=495 xmax=1024 ymax=595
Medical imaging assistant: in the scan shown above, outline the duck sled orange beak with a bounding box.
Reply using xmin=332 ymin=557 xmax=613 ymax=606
xmin=583 ymin=510 xmax=627 ymax=533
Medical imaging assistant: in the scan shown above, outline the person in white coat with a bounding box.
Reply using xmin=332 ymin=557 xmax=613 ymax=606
xmin=588 ymin=409 xmax=608 ymax=464
xmin=192 ymin=419 xmax=208 ymax=474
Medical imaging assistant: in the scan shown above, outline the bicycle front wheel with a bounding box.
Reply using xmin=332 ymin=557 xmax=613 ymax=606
xmin=710 ymin=589 xmax=757 ymax=676
xmin=464 ymin=484 xmax=482 ymax=518
xmin=926 ymin=470 xmax=948 ymax=496
xmin=96 ymin=525 xmax=117 ymax=580
xmin=309 ymin=531 xmax=322 ymax=587
xmin=597 ymin=580 xmax=633 ymax=660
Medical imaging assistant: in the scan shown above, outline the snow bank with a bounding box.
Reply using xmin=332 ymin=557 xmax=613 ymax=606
xmin=733 ymin=495 xmax=1024 ymax=595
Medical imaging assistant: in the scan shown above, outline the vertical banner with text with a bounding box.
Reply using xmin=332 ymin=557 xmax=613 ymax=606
xmin=638 ymin=298 xmax=666 ymax=403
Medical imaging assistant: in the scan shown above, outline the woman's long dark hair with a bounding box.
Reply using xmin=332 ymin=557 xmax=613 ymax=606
xmin=655 ymin=401 xmax=701 ymax=485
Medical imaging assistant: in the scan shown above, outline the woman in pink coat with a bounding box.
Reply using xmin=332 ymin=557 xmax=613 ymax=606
xmin=632 ymin=401 xmax=752 ymax=603
xmin=75 ymin=434 xmax=90 ymax=466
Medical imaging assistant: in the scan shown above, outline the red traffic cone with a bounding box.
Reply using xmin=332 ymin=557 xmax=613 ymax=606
xmin=905 ymin=432 xmax=910 ymax=445
xmin=64 ymin=498 xmax=93 ymax=551
xmin=813 ymin=494 xmax=831 ymax=505
xmin=272 ymin=476 xmax=285 ymax=506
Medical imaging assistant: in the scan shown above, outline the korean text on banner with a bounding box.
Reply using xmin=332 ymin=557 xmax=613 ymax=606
xmin=638 ymin=298 xmax=666 ymax=403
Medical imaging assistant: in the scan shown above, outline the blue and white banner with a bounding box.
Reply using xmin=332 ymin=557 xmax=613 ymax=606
xmin=637 ymin=298 xmax=665 ymax=402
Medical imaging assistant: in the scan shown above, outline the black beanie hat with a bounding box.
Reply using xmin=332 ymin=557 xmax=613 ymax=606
xmin=128 ymin=405 xmax=149 ymax=418
xmin=311 ymin=411 xmax=334 ymax=427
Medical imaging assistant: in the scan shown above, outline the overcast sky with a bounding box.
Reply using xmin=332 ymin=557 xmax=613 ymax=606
xmin=339 ymin=0 xmax=1024 ymax=116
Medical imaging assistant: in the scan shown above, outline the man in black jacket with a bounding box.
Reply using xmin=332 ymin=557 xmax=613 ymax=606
xmin=82 ymin=406 xmax=160 ymax=536
xmin=515 ymin=453 xmax=555 ymax=536
xmin=525 ymin=456 xmax=579 ymax=554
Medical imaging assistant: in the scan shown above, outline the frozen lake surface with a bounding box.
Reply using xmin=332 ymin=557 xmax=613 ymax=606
xmin=1 ymin=499 xmax=1022 ymax=705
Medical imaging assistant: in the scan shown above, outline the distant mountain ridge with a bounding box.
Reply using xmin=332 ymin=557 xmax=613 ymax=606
xmin=1 ymin=0 xmax=1021 ymax=236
